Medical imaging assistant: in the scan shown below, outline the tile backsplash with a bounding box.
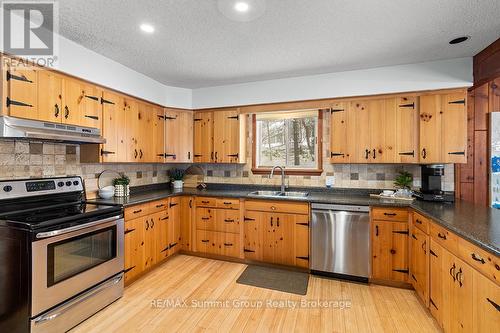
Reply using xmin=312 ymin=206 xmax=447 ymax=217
xmin=0 ymin=110 xmax=454 ymax=195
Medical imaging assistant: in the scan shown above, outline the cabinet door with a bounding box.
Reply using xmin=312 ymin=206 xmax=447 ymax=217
xmin=213 ymin=109 xmax=241 ymax=163
xmin=153 ymin=107 xmax=165 ymax=163
xmin=243 ymin=210 xmax=264 ymax=261
xmin=262 ymin=213 xmax=278 ymax=263
xmin=7 ymin=61 xmax=38 ymax=119
xmin=177 ymin=111 xmax=194 ymax=162
xmin=153 ymin=211 xmax=169 ymax=263
xmin=62 ymin=78 xmax=84 ymax=125
xmin=164 ymin=109 xmax=180 ymax=162
xmin=37 ymin=70 xmax=62 ymax=123
xmin=294 ymin=215 xmax=309 ymax=268
xmin=429 ymin=239 xmax=444 ymax=327
xmin=193 ymin=111 xmax=213 ymax=163
xmin=395 ymin=96 xmax=419 ymax=163
xmin=473 ymin=270 xmax=500 ymax=332
xmin=143 ymin=215 xmax=156 ymax=270
xmin=349 ymin=101 xmax=371 ymax=163
xmin=371 ymin=221 xmax=409 ymax=282
xmin=329 ymin=102 xmax=350 ymax=163
xmin=137 ymin=103 xmax=154 ymax=162
xmin=168 ymin=197 xmax=181 ymax=255
xmin=410 ymin=226 xmax=429 ymax=305
xmin=101 ymin=91 xmax=126 ymax=162
xmin=451 ymin=257 xmax=473 ymax=333
xmin=180 ymin=196 xmax=193 ymax=251
xmin=124 ymin=217 xmax=145 ymax=284
xmin=215 ymin=209 xmax=240 ymax=234
xmin=419 ymin=94 xmax=442 ymax=163
xmin=79 ymin=83 xmax=102 ymax=129
xmin=124 ymin=98 xmax=140 ymax=162
xmin=219 ymin=232 xmax=240 ymax=258
xmin=369 ymin=98 xmax=397 ymax=163
xmin=274 ymin=214 xmax=295 ymax=266
xmin=441 ymin=92 xmax=467 ymax=163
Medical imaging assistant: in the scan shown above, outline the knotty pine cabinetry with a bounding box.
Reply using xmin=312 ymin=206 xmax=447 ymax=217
xmin=123 ymin=197 xmax=181 ymax=285
xmin=193 ymin=109 xmax=246 ymax=164
xmin=244 ymin=200 xmax=310 ymax=268
xmin=330 ymin=91 xmax=467 ymax=164
xmin=410 ymin=212 xmax=430 ymax=306
xmin=163 ymin=108 xmax=193 ymax=163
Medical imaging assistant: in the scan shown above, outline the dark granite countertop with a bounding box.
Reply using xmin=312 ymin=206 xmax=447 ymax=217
xmin=88 ymin=184 xmax=500 ymax=257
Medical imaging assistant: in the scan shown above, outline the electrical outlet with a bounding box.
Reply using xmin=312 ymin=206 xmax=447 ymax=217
xmin=325 ymin=176 xmax=335 ymax=188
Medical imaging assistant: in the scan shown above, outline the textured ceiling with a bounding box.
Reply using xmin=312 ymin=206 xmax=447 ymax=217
xmin=57 ymin=0 xmax=500 ymax=88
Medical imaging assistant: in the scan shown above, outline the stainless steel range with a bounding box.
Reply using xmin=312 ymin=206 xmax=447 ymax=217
xmin=0 ymin=177 xmax=124 ymax=333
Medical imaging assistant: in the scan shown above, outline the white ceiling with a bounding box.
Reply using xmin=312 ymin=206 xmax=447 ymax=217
xmin=58 ymin=0 xmax=500 ymax=88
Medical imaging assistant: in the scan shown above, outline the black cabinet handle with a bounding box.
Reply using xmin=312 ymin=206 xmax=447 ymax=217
xmin=224 ymin=243 xmax=233 ymax=247
xmin=211 ymin=152 xmax=214 ymax=161
xmin=54 ymin=104 xmax=60 ymax=117
xmin=201 ymin=201 xmax=210 ymax=204
xmin=331 ymin=152 xmax=345 ymax=158
xmin=471 ymin=253 xmax=485 ymax=264
xmin=415 ymin=219 xmax=422 ymax=224
xmin=422 ymin=240 xmax=427 ymax=253
xmin=244 ymin=216 xmax=255 ymax=221
xmin=150 ymin=219 xmax=154 ymax=228
xmin=64 ymin=106 xmax=70 ymax=119
xmin=133 ymin=209 xmax=142 ymax=214
xmin=486 ymin=298 xmax=500 ymax=312
xmin=145 ymin=220 xmax=149 ymax=230
xmin=224 ymin=219 xmax=235 ymax=223
xmin=165 ymin=154 xmax=176 ymax=159
xmin=399 ymin=151 xmax=415 ymax=156
xmin=456 ymin=268 xmax=463 ymax=287
xmin=399 ymin=102 xmax=415 ymax=108
xmin=422 ymin=148 xmax=427 ymax=159
xmin=448 ymin=151 xmax=465 ymax=155
xmin=223 ymin=202 xmax=232 ymax=205
xmin=437 ymin=233 xmax=447 ymax=240
xmin=101 ymin=149 xmax=116 ymax=155
xmin=277 ymin=217 xmax=280 ymax=227
xmin=139 ymin=149 xmax=143 ymax=159
xmin=384 ymin=213 xmax=397 ymax=216
xmin=156 ymin=204 xmax=165 ymax=208
xmin=170 ymin=202 xmax=178 ymax=208
xmin=201 ymin=239 xmax=209 ymax=243
xmin=270 ymin=217 xmax=273 ymax=227
xmin=160 ymin=216 xmax=169 ymax=221
xmin=84 ymin=115 xmax=99 ymax=120
xmin=372 ymin=149 xmax=376 ymax=159
xmin=449 ymin=263 xmax=456 ymax=281
xmin=365 ymin=149 xmax=370 ymax=159
xmin=375 ymin=225 xmax=379 ymax=236
xmin=201 ymin=217 xmax=210 ymax=220
xmin=215 ymin=152 xmax=218 ymax=161
xmin=189 ymin=199 xmax=192 ymax=208
xmin=134 ymin=149 xmax=138 ymax=159
xmin=188 ymin=152 xmax=191 ymax=160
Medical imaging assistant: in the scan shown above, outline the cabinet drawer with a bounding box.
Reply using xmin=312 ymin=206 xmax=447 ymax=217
xmin=244 ymin=200 xmax=309 ymax=215
xmin=216 ymin=198 xmax=240 ymax=209
xmin=413 ymin=212 xmax=430 ymax=234
xmin=219 ymin=232 xmax=240 ymax=258
xmin=430 ymin=223 xmax=458 ymax=253
xmin=458 ymin=238 xmax=500 ymax=286
xmin=195 ymin=208 xmax=215 ymax=231
xmin=149 ymin=199 xmax=169 ymax=214
xmin=372 ymin=207 xmax=409 ymax=222
xmin=215 ymin=209 xmax=240 ymax=234
xmin=195 ymin=230 xmax=218 ymax=254
xmin=195 ymin=197 xmax=217 ymax=207
xmin=124 ymin=203 xmax=150 ymax=220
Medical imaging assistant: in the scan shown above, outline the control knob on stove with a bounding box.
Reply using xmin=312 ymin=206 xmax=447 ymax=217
xmin=3 ymin=185 xmax=12 ymax=192
xmin=66 ymin=181 xmax=72 ymax=186
xmin=57 ymin=182 xmax=64 ymax=187
xmin=73 ymin=180 xmax=79 ymax=186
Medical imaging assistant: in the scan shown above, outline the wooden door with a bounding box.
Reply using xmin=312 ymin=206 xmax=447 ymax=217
xmin=143 ymin=215 xmax=156 ymax=270
xmin=213 ymin=109 xmax=240 ymax=163
xmin=62 ymin=78 xmax=84 ymax=125
xmin=369 ymin=98 xmax=397 ymax=163
xmin=451 ymin=257 xmax=473 ymax=333
xmin=37 ymin=70 xmax=62 ymax=123
xmin=410 ymin=226 xmax=429 ymax=305
xmin=124 ymin=98 xmax=140 ymax=162
xmin=429 ymin=239 xmax=444 ymax=327
xmin=176 ymin=111 xmax=194 ymax=162
xmin=349 ymin=101 xmax=371 ymax=163
xmin=168 ymin=197 xmax=181 ymax=255
xmin=243 ymin=210 xmax=264 ymax=261
xmin=180 ymin=196 xmax=193 ymax=251
xmin=441 ymin=248 xmax=456 ymax=332
xmin=124 ymin=217 xmax=145 ymax=284
xmin=419 ymin=94 xmax=442 ymax=163
xmin=164 ymin=109 xmax=180 ymax=162
xmin=273 ymin=214 xmax=295 ymax=266
xmin=193 ymin=111 xmax=214 ymax=163
xmin=153 ymin=210 xmax=169 ymax=263
xmin=137 ymin=103 xmax=154 ymax=162
xmin=78 ymin=83 xmax=102 ymax=129
xmin=473 ymin=270 xmax=500 ymax=332
xmin=371 ymin=221 xmax=409 ymax=282
xmin=262 ymin=213 xmax=278 ymax=263
xmin=329 ymin=102 xmax=350 ymax=163
xmin=395 ymin=96 xmax=419 ymax=163
xmin=294 ymin=214 xmax=309 ymax=268
xmin=153 ymin=107 xmax=165 ymax=163
xmin=7 ymin=61 xmax=38 ymax=119
xmin=101 ymin=91 xmax=126 ymax=162
xmin=441 ymin=92 xmax=467 ymax=163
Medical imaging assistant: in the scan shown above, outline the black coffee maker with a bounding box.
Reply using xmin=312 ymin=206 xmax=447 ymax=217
xmin=414 ymin=165 xmax=454 ymax=202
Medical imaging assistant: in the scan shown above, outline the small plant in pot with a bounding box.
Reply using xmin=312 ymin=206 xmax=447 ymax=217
xmin=168 ymin=168 xmax=185 ymax=189
xmin=113 ymin=173 xmax=130 ymax=197
xmin=393 ymin=170 xmax=413 ymax=198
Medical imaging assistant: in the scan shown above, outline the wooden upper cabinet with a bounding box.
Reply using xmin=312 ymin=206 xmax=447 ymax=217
xmin=153 ymin=107 xmax=165 ymax=163
xmin=193 ymin=111 xmax=214 ymax=163
xmin=395 ymin=96 xmax=419 ymax=163
xmin=37 ymin=70 xmax=62 ymax=123
xmin=213 ymin=109 xmax=246 ymax=163
xmin=124 ymin=98 xmax=140 ymax=162
xmin=349 ymin=100 xmax=371 ymax=163
xmin=137 ymin=103 xmax=154 ymax=162
xmin=419 ymin=94 xmax=443 ymax=163
xmin=329 ymin=102 xmax=350 ymax=163
xmin=164 ymin=109 xmax=194 ymax=163
xmin=100 ymin=91 xmax=126 ymax=162
xmin=441 ymin=92 xmax=467 ymax=163
xmin=77 ymin=82 xmax=102 ymax=129
xmin=62 ymin=78 xmax=84 ymax=125
xmin=6 ymin=60 xmax=38 ymax=120
xmin=370 ymin=98 xmax=397 ymax=163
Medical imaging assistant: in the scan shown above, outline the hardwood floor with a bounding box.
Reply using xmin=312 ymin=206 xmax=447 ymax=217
xmin=70 ymin=255 xmax=441 ymax=332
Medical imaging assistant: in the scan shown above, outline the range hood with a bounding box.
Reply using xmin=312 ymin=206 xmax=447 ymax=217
xmin=0 ymin=116 xmax=105 ymax=144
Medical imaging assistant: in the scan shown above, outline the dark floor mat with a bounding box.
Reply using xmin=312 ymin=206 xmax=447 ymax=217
xmin=236 ymin=265 xmax=309 ymax=295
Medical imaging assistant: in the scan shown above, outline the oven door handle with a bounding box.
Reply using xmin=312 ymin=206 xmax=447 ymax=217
xmin=32 ymin=273 xmax=123 ymax=325
xmin=35 ymin=215 xmax=122 ymax=239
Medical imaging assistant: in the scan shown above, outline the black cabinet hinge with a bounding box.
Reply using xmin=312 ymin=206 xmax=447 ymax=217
xmin=398 ymin=151 xmax=415 ymax=156
xmin=164 ymin=116 xmax=177 ymax=120
xmin=392 ymin=230 xmax=409 ymax=235
xmin=331 ymin=152 xmax=345 ymax=157
xmin=124 ymin=228 xmax=136 ymax=235
xmin=429 ymin=249 xmax=438 ymax=257
xmin=84 ymin=95 xmax=99 ymax=101
xmin=449 ymin=99 xmax=465 ymax=105
xmin=296 ymin=256 xmax=309 ymax=260
xmin=100 ymin=149 xmax=116 ymax=155
xmin=169 ymin=242 xmax=178 ymax=249
xmin=6 ymin=71 xmax=33 ymax=83
xmin=399 ymin=103 xmax=415 ymax=108
xmin=330 ymin=108 xmax=344 ymax=113
xmin=100 ymin=97 xmax=115 ymax=105
xmin=124 ymin=266 xmax=136 ymax=274
xmin=193 ymin=118 xmax=202 ymax=121
xmin=486 ymin=298 xmax=500 ymax=312
xmin=411 ymin=274 xmax=417 ymax=282
xmin=157 ymin=115 xmax=165 ymax=120
xmin=244 ymin=248 xmax=255 ymax=253
xmin=194 ymin=154 xmax=203 ymax=157
xmin=161 ymin=245 xmax=169 ymax=253
xmin=244 ymin=217 xmax=256 ymax=221
xmin=84 ymin=115 xmax=99 ymax=120
xmin=227 ymin=115 xmax=239 ymax=120
xmin=296 ymin=222 xmax=309 ymax=226
xmin=448 ymin=151 xmax=465 ymax=155
xmin=227 ymin=153 xmax=239 ymax=158
xmin=6 ymin=97 xmax=33 ymax=108
xmin=169 ymin=202 xmax=178 ymax=208
xmin=429 ymin=298 xmax=438 ymax=310
xmin=393 ymin=269 xmax=409 ymax=274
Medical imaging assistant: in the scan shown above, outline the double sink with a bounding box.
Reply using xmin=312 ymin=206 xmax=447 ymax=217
xmin=248 ymin=190 xmax=309 ymax=199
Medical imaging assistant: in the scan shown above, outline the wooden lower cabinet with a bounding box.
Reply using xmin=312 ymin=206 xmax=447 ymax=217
xmin=410 ymin=223 xmax=429 ymax=305
xmin=124 ymin=216 xmax=145 ymax=284
xmin=180 ymin=196 xmax=193 ymax=251
xmin=242 ymin=210 xmax=264 ymax=261
xmin=472 ymin=270 xmax=500 ymax=332
xmin=371 ymin=220 xmax=409 ymax=282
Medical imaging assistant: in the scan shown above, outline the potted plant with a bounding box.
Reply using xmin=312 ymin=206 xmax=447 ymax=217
xmin=394 ymin=170 xmax=413 ymax=197
xmin=113 ymin=173 xmax=130 ymax=197
xmin=168 ymin=168 xmax=185 ymax=189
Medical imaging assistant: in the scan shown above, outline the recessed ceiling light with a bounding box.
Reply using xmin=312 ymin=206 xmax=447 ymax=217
xmin=140 ymin=23 xmax=155 ymax=34
xmin=449 ymin=36 xmax=469 ymax=45
xmin=234 ymin=2 xmax=249 ymax=12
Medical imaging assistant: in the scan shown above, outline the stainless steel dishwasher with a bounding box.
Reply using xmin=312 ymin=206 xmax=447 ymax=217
xmin=310 ymin=203 xmax=370 ymax=282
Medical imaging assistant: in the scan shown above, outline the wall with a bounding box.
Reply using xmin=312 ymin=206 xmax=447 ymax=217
xmin=192 ymin=58 xmax=473 ymax=109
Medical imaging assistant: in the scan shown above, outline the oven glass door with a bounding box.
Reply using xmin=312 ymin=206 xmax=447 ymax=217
xmin=47 ymin=226 xmax=117 ymax=287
